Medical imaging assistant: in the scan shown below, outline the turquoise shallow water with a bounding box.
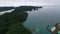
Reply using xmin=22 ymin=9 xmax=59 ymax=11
xmin=23 ymin=6 xmax=60 ymax=34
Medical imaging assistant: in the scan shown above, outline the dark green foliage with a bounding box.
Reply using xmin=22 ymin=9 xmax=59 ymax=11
xmin=0 ymin=7 xmax=15 ymax=11
xmin=7 ymin=23 xmax=31 ymax=34
xmin=0 ymin=10 xmax=30 ymax=34
xmin=0 ymin=6 xmax=42 ymax=12
xmin=14 ymin=6 xmax=42 ymax=12
xmin=0 ymin=6 xmax=42 ymax=34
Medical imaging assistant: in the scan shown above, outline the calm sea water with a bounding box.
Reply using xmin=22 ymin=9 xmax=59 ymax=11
xmin=0 ymin=6 xmax=60 ymax=34
xmin=23 ymin=6 xmax=60 ymax=34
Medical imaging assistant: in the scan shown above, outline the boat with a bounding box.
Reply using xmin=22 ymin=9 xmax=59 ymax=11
xmin=47 ymin=23 xmax=60 ymax=34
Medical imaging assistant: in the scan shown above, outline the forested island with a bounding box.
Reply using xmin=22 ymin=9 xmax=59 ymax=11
xmin=0 ymin=7 xmax=15 ymax=11
xmin=0 ymin=6 xmax=42 ymax=34
xmin=0 ymin=6 xmax=42 ymax=11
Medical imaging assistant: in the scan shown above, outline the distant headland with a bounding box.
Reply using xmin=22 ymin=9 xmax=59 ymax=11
xmin=0 ymin=6 xmax=42 ymax=11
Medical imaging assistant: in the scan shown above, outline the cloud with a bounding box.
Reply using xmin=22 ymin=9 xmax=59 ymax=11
xmin=0 ymin=0 xmax=60 ymax=6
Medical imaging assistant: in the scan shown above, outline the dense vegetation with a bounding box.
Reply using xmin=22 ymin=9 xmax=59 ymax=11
xmin=0 ymin=7 xmax=15 ymax=11
xmin=0 ymin=6 xmax=42 ymax=34
xmin=0 ymin=6 xmax=42 ymax=12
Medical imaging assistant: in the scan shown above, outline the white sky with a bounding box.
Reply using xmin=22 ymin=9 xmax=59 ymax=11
xmin=0 ymin=0 xmax=60 ymax=7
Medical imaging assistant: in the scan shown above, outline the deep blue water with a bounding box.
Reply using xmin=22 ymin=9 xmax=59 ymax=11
xmin=23 ymin=6 xmax=60 ymax=34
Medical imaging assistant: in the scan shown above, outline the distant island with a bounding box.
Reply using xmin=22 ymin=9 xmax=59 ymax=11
xmin=0 ymin=7 xmax=15 ymax=11
xmin=0 ymin=6 xmax=42 ymax=34
xmin=0 ymin=6 xmax=42 ymax=11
